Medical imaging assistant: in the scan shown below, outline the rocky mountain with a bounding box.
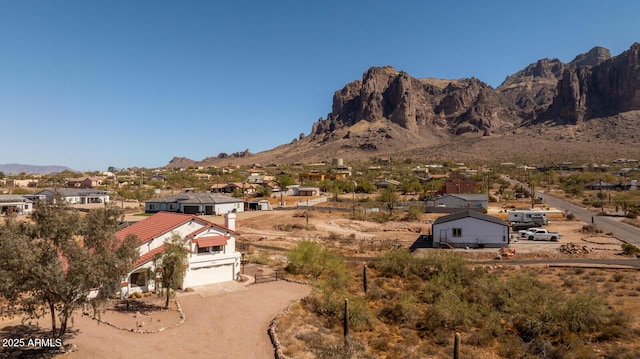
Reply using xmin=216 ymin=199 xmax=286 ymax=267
xmin=0 ymin=163 xmax=74 ymax=175
xmin=170 ymin=43 xmax=640 ymax=167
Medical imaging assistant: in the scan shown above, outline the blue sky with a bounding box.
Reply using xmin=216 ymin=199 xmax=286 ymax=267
xmin=1 ymin=1 xmax=639 ymax=171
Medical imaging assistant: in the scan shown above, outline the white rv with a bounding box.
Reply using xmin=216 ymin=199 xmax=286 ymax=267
xmin=507 ymin=210 xmax=548 ymax=225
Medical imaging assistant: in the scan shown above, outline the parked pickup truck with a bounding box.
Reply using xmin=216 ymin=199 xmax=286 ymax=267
xmin=520 ymin=228 xmax=561 ymax=241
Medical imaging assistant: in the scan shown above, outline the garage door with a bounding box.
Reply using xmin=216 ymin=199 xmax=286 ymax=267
xmin=186 ymin=264 xmax=234 ymax=287
xmin=183 ymin=205 xmax=199 ymax=214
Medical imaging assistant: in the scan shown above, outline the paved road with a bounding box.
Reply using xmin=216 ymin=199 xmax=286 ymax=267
xmin=535 ymin=190 xmax=640 ymax=247
xmin=504 ymin=176 xmax=640 ymax=247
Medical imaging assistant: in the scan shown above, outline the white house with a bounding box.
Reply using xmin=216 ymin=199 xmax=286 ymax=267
xmin=32 ymin=188 xmax=110 ymax=204
xmin=431 ymin=210 xmax=509 ymax=248
xmin=145 ymin=192 xmax=244 ymax=215
xmin=433 ymin=194 xmax=489 ymax=209
xmin=117 ymin=211 xmax=242 ymax=295
xmin=0 ymin=195 xmax=34 ymax=215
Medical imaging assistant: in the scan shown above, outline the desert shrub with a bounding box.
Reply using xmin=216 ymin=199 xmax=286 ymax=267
xmin=466 ymin=330 xmax=494 ymax=347
xmin=613 ymin=272 xmax=625 ymax=282
xmin=403 ymin=205 xmax=422 ymax=221
xmin=561 ymin=290 xmax=610 ymax=333
xmin=246 ymin=251 xmax=271 ymax=265
xmin=602 ymin=345 xmax=640 ymax=359
xmin=368 ymin=211 xmax=391 ymax=223
xmin=582 ymin=224 xmax=603 ymax=233
xmin=314 ymin=337 xmax=372 ymax=359
xmin=292 ymin=211 xmax=313 ymax=218
xmin=566 ymin=212 xmax=575 ymax=220
xmin=621 ymin=243 xmax=640 ymax=256
xmin=496 ymin=335 xmax=527 ymax=358
xmin=378 ymin=293 xmax=420 ymax=326
xmin=286 ymin=240 xmax=341 ymax=279
xmin=597 ymin=313 xmax=630 ymax=341
xmin=372 ymin=248 xmax=415 ymax=277
xmin=345 ymin=296 xmax=373 ymax=331
xmin=274 ymin=223 xmax=306 ymax=231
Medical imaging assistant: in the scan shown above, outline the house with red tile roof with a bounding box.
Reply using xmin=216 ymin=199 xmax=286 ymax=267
xmin=117 ymin=211 xmax=241 ymax=295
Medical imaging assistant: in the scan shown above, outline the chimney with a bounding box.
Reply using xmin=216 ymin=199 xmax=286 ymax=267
xmin=224 ymin=212 xmax=236 ymax=232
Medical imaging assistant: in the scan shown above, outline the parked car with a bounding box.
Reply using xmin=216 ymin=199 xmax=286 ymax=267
xmin=522 ymin=228 xmax=561 ymax=241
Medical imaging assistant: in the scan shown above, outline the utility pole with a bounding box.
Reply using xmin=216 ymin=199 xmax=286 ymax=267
xmin=599 ymin=180 xmax=604 ymax=212
xmin=530 ymin=180 xmax=535 ymax=209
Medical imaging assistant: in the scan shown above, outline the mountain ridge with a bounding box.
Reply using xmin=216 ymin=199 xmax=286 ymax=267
xmin=167 ymin=43 xmax=640 ymax=167
xmin=0 ymin=163 xmax=74 ymax=175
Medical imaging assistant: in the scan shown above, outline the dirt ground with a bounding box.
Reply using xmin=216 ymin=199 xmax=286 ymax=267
xmin=1 ymin=200 xmax=626 ymax=359
xmin=0 ymin=280 xmax=309 ymax=359
xmin=224 ymin=202 xmax=625 ymax=261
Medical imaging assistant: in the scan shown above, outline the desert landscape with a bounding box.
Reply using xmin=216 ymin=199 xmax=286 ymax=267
xmin=3 ymin=193 xmax=638 ymax=358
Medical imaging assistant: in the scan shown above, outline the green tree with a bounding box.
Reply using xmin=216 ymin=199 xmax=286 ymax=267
xmin=401 ymin=177 xmax=422 ymax=195
xmin=275 ymin=174 xmax=296 ymax=205
xmin=379 ymin=186 xmax=399 ymax=214
xmin=286 ymin=240 xmax=341 ymax=280
xmin=11 ymin=187 xmax=31 ymax=195
xmin=0 ymin=200 xmax=138 ymax=340
xmin=355 ymin=180 xmax=376 ymax=194
xmin=153 ymin=234 xmax=189 ymax=308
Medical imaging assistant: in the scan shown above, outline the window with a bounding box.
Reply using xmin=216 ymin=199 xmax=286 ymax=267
xmin=197 ymin=245 xmax=224 ymax=254
xmin=452 ymin=228 xmax=462 ymax=237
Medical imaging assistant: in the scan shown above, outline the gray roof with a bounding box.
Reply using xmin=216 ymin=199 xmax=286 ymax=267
xmin=33 ymin=188 xmax=109 ymax=197
xmin=432 ymin=209 xmax=507 ymax=227
xmin=0 ymin=195 xmax=33 ymax=203
xmin=146 ymin=192 xmax=243 ymax=205
xmin=441 ymin=194 xmax=489 ymax=201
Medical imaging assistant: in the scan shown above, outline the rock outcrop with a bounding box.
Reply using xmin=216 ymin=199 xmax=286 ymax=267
xmin=311 ymin=43 xmax=640 ymax=139
xmin=167 ymin=42 xmax=640 ymax=168
xmin=541 ymin=43 xmax=638 ymax=124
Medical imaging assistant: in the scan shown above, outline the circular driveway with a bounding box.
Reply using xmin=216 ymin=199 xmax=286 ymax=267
xmin=65 ymin=280 xmax=310 ymax=359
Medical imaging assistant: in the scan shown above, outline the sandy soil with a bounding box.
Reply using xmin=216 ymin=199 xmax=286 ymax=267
xmin=1 ymin=199 xmax=625 ymax=359
xmin=0 ymin=280 xmax=309 ymax=359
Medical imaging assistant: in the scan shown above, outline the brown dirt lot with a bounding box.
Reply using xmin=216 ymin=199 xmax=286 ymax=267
xmin=1 ymin=281 xmax=309 ymax=359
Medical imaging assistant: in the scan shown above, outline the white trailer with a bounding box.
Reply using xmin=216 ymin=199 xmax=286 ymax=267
xmin=507 ymin=210 xmax=548 ymax=225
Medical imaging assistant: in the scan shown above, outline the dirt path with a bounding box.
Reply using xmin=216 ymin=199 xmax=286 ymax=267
xmin=56 ymin=281 xmax=309 ymax=359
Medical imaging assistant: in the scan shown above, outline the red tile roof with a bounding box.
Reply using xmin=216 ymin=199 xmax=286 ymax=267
xmin=133 ymin=244 xmax=166 ymax=267
xmin=116 ymin=212 xmax=211 ymax=244
xmin=195 ymin=236 xmax=228 ymax=248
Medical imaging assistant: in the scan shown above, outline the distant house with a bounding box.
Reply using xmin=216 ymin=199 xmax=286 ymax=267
xmin=294 ymin=186 xmax=321 ymax=196
xmin=248 ymin=200 xmax=272 ymax=211
xmin=0 ymin=195 xmax=34 ymax=215
xmin=375 ymin=178 xmax=401 ymax=189
xmin=583 ymin=181 xmax=635 ymax=191
xmin=67 ymin=177 xmax=105 ymax=189
xmin=32 ymin=188 xmax=110 ymax=204
xmin=440 ymin=176 xmax=482 ymax=194
xmin=431 ymin=210 xmax=509 ymax=248
xmin=245 ymin=174 xmax=275 ymax=184
xmin=210 ymin=182 xmax=259 ymax=195
xmin=117 ymin=211 xmax=241 ymax=295
xmin=145 ymin=192 xmax=244 ymax=215
xmin=6 ymin=179 xmax=38 ymax=188
xmin=433 ymin=194 xmax=489 ymax=209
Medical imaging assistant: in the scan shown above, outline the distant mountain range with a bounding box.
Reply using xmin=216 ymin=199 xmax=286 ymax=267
xmin=0 ymin=163 xmax=74 ymax=175
xmin=167 ymin=42 xmax=640 ymax=167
